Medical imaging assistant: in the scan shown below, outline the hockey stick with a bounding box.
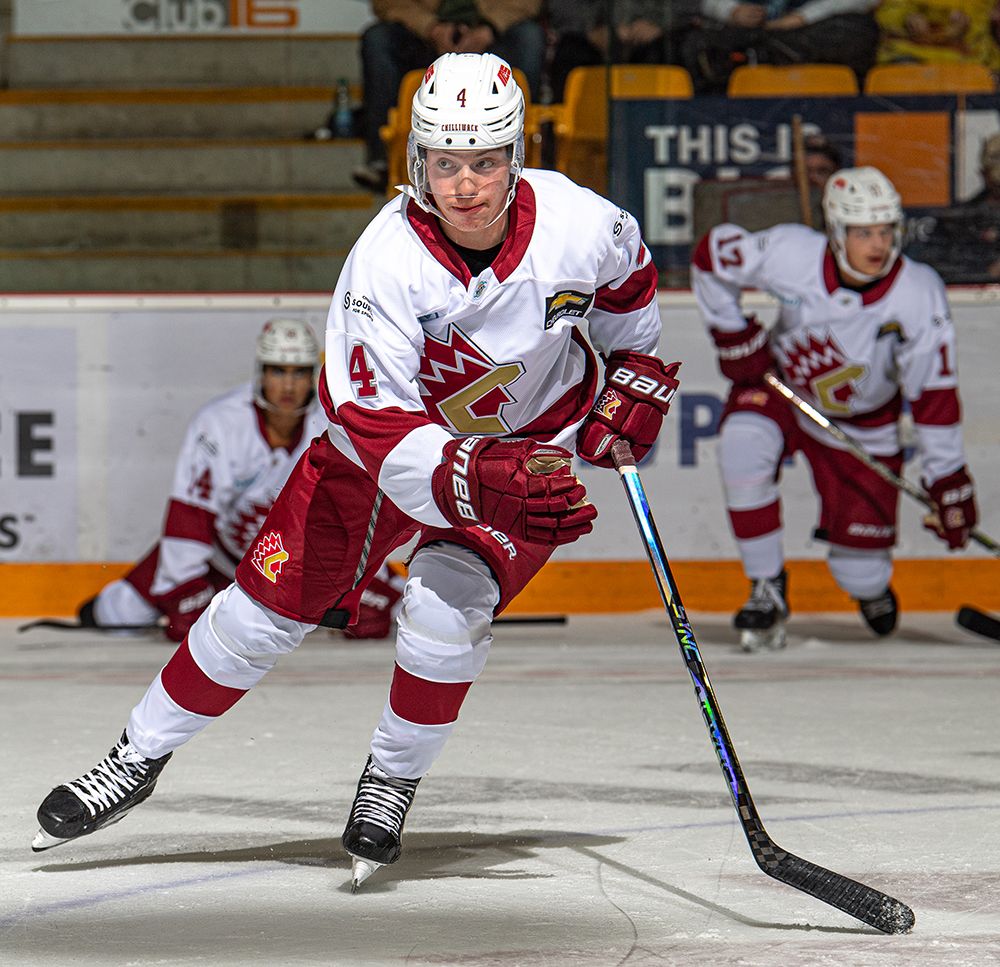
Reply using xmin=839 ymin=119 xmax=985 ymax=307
xmin=791 ymin=114 xmax=813 ymax=229
xmin=17 ymin=618 xmax=163 ymax=633
xmin=611 ymin=440 xmax=915 ymax=934
xmin=764 ymin=372 xmax=1000 ymax=557
xmin=955 ymin=606 xmax=1000 ymax=643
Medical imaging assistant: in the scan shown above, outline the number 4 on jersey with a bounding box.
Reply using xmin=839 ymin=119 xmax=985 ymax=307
xmin=349 ymin=344 xmax=378 ymax=398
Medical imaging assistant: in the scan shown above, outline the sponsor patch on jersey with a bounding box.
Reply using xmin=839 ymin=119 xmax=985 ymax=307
xmin=544 ymin=290 xmax=594 ymax=330
xmin=344 ymin=290 xmax=374 ymax=321
xmin=251 ymin=530 xmax=289 ymax=584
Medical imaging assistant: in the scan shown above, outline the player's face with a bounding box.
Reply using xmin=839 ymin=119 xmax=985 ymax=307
xmin=261 ymin=365 xmax=313 ymax=413
xmin=805 ymin=153 xmax=837 ymax=190
xmin=425 ymin=147 xmax=511 ymax=247
xmin=843 ymin=224 xmax=896 ymax=277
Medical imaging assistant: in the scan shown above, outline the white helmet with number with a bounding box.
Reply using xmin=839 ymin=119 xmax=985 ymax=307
xmin=823 ymin=166 xmax=904 ymax=281
xmin=254 ymin=318 xmax=319 ymax=412
xmin=406 ymin=52 xmax=525 ymax=221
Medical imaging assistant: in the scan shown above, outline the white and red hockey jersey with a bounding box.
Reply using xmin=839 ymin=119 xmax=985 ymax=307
xmin=318 ymin=168 xmax=664 ymax=527
xmin=692 ymin=222 xmax=967 ymax=486
xmin=150 ymin=382 xmax=327 ymax=596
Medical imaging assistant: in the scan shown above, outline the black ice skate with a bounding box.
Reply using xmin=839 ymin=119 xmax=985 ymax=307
xmin=33 ymin=731 xmax=172 ymax=852
xmin=342 ymin=755 xmax=420 ymax=892
xmin=734 ymin=570 xmax=789 ymax=652
xmin=856 ymin=586 xmax=898 ymax=637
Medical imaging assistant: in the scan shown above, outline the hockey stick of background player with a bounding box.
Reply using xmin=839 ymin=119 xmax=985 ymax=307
xmin=764 ymin=373 xmax=1000 ymax=643
xmin=791 ymin=115 xmax=813 ymax=229
xmin=764 ymin=373 xmax=1000 ymax=557
xmin=610 ymin=439 xmax=915 ymax=934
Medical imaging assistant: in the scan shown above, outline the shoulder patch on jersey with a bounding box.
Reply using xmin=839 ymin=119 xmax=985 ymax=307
xmin=344 ymin=290 xmax=374 ymax=322
xmin=876 ymin=320 xmax=906 ymax=343
xmin=544 ymin=290 xmax=595 ymax=330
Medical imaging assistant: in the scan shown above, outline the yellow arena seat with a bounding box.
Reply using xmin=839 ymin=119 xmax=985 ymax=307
xmin=553 ymin=65 xmax=694 ymax=194
xmin=864 ymin=62 xmax=996 ymax=95
xmin=727 ymin=64 xmax=860 ymax=97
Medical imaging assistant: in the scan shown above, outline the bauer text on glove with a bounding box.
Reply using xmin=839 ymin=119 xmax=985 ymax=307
xmin=576 ymin=351 xmax=681 ymax=468
xmin=431 ymin=437 xmax=597 ymax=546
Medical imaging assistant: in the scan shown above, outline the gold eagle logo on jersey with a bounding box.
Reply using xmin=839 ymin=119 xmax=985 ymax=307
xmin=544 ymin=290 xmax=594 ymax=330
xmin=418 ymin=326 xmax=525 ymax=434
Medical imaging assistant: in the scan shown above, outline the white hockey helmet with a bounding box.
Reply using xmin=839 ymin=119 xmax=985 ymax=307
xmin=254 ymin=318 xmax=319 ymax=412
xmin=406 ymin=52 xmax=526 ymax=222
xmin=822 ymin=166 xmax=904 ymax=282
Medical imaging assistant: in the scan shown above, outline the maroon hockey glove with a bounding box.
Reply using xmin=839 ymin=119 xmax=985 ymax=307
xmin=345 ymin=573 xmax=403 ymax=640
xmin=710 ymin=316 xmax=774 ymax=386
xmin=576 ymin=351 xmax=681 ymax=468
xmin=154 ymin=576 xmax=215 ymax=642
xmin=432 ymin=437 xmax=597 ymax=546
xmin=922 ymin=467 xmax=977 ymax=550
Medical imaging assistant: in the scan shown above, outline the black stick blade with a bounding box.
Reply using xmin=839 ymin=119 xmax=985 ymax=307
xmin=956 ymin=606 xmax=1000 ymax=642
xmin=768 ymin=850 xmax=915 ymax=934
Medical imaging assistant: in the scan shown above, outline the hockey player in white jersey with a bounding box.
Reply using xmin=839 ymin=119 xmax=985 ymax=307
xmin=692 ymin=166 xmax=978 ymax=651
xmin=33 ymin=53 xmax=682 ymax=890
xmin=76 ymin=319 xmax=401 ymax=643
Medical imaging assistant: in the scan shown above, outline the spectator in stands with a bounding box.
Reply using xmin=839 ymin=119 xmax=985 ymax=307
xmin=547 ymin=0 xmax=701 ymax=102
xmin=352 ymin=0 xmax=545 ymax=192
xmin=680 ymin=1 xmax=880 ymax=94
xmin=803 ymin=133 xmax=843 ymax=190
xmin=875 ymin=1 xmax=1000 ymax=71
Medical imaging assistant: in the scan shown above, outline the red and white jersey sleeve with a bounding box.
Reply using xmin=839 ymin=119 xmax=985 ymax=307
xmin=690 ymin=221 xmax=968 ymax=478
xmin=151 ymin=383 xmax=327 ymax=595
xmin=888 ymin=262 xmax=965 ymax=485
xmin=320 ymin=168 xmax=665 ymax=526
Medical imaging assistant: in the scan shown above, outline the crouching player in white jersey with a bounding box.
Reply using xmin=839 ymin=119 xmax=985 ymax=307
xmin=33 ymin=53 xmax=682 ymax=890
xmin=75 ymin=318 xmax=401 ymax=643
xmin=692 ymin=166 xmax=978 ymax=652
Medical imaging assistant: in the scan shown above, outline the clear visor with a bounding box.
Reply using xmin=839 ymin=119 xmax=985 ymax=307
xmin=406 ymin=134 xmax=525 ymax=225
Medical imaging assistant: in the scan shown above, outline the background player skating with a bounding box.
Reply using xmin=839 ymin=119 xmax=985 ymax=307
xmin=692 ymin=166 xmax=978 ymax=652
xmin=33 ymin=53 xmax=681 ymax=891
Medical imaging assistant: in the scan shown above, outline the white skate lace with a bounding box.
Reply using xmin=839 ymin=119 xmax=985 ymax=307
xmin=350 ymin=764 xmax=418 ymax=834
xmin=744 ymin=577 xmax=785 ymax=617
xmin=860 ymin=593 xmax=894 ymax=619
xmin=65 ymin=741 xmax=151 ymax=817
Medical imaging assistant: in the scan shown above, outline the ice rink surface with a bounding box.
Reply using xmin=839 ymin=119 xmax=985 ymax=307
xmin=2 ymin=610 xmax=998 ymax=966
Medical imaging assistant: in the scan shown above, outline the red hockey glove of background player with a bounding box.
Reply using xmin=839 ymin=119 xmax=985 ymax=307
xmin=432 ymin=437 xmax=597 ymax=546
xmin=576 ymin=350 xmax=681 ymax=468
xmin=922 ymin=466 xmax=977 ymax=550
xmin=154 ymin=576 xmax=215 ymax=642
xmin=345 ymin=573 xmax=403 ymax=640
xmin=710 ymin=316 xmax=774 ymax=386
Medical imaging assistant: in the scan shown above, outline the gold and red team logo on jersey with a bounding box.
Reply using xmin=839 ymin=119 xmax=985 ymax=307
xmin=544 ymin=290 xmax=594 ymax=330
xmin=251 ymin=530 xmax=289 ymax=584
xmin=594 ymin=387 xmax=622 ymax=419
xmin=780 ymin=332 xmax=866 ymax=415
xmin=418 ymin=326 xmax=524 ymax=434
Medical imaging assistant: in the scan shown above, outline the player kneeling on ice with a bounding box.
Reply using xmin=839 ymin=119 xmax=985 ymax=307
xmin=34 ymin=52 xmax=681 ymax=891
xmin=73 ymin=318 xmax=401 ymax=644
xmin=692 ymin=166 xmax=977 ymax=652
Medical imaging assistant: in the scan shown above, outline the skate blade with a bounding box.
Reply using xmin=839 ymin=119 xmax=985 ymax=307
xmin=32 ymin=827 xmax=69 ymax=852
xmin=349 ymin=856 xmax=383 ymax=893
xmin=740 ymin=625 xmax=787 ymax=653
